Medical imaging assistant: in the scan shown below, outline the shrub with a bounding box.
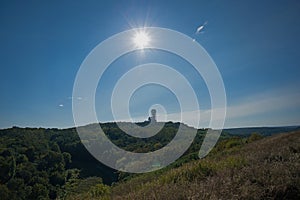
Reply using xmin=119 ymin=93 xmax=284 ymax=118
xmin=89 ymin=183 xmax=111 ymax=199
xmin=248 ymin=133 xmax=263 ymax=143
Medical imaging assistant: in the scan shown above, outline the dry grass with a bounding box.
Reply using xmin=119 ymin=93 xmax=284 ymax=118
xmin=111 ymin=131 xmax=300 ymax=199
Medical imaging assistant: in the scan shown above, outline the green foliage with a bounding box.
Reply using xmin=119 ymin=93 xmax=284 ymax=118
xmin=63 ymin=152 xmax=72 ymax=167
xmin=0 ymin=184 xmax=10 ymax=200
xmin=89 ymin=183 xmax=111 ymax=198
xmin=63 ymin=176 xmax=111 ymax=199
xmin=0 ymin=122 xmax=206 ymax=199
xmin=247 ymin=132 xmax=263 ymax=142
xmin=30 ymin=183 xmax=49 ymax=199
xmin=0 ymin=127 xmax=74 ymax=199
xmin=0 ymin=148 xmax=16 ymax=183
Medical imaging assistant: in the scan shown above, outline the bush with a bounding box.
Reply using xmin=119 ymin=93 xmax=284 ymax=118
xmin=248 ymin=132 xmax=263 ymax=142
xmin=89 ymin=183 xmax=111 ymax=198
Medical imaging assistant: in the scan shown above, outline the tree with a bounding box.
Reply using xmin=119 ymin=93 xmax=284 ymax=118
xmin=0 ymin=148 xmax=16 ymax=183
xmin=63 ymin=152 xmax=72 ymax=168
xmin=30 ymin=183 xmax=49 ymax=199
xmin=0 ymin=184 xmax=10 ymax=200
xmin=49 ymin=171 xmax=66 ymax=186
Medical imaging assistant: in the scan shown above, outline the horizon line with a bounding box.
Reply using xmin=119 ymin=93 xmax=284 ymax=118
xmin=1 ymin=120 xmax=299 ymax=131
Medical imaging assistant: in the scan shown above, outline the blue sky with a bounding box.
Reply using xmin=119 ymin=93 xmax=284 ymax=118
xmin=0 ymin=0 xmax=300 ymax=128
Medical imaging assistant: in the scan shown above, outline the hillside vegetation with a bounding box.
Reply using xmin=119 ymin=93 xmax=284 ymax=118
xmin=0 ymin=123 xmax=299 ymax=199
xmin=108 ymin=131 xmax=300 ymax=200
xmin=0 ymin=122 xmax=212 ymax=199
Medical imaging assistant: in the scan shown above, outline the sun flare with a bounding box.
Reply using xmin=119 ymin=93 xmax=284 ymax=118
xmin=133 ymin=31 xmax=150 ymax=49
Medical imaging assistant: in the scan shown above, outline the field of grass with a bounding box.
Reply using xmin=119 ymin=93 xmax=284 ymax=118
xmin=72 ymin=131 xmax=300 ymax=199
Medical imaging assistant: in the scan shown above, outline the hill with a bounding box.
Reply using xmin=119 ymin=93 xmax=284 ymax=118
xmin=107 ymin=131 xmax=300 ymax=199
xmin=0 ymin=122 xmax=213 ymax=199
xmin=223 ymin=126 xmax=300 ymax=136
xmin=0 ymin=123 xmax=299 ymax=199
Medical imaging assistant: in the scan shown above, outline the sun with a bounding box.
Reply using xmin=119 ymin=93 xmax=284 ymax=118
xmin=133 ymin=31 xmax=150 ymax=49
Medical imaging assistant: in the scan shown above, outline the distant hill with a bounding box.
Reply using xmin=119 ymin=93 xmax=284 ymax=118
xmin=223 ymin=126 xmax=300 ymax=136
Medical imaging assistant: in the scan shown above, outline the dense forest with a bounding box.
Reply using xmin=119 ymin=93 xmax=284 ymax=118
xmin=0 ymin=122 xmax=213 ymax=199
xmin=0 ymin=123 xmax=299 ymax=199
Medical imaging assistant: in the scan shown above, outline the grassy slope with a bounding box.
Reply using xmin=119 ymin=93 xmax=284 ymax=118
xmin=110 ymin=131 xmax=300 ymax=199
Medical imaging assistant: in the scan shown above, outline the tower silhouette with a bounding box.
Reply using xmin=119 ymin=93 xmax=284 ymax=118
xmin=150 ymin=109 xmax=157 ymax=123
